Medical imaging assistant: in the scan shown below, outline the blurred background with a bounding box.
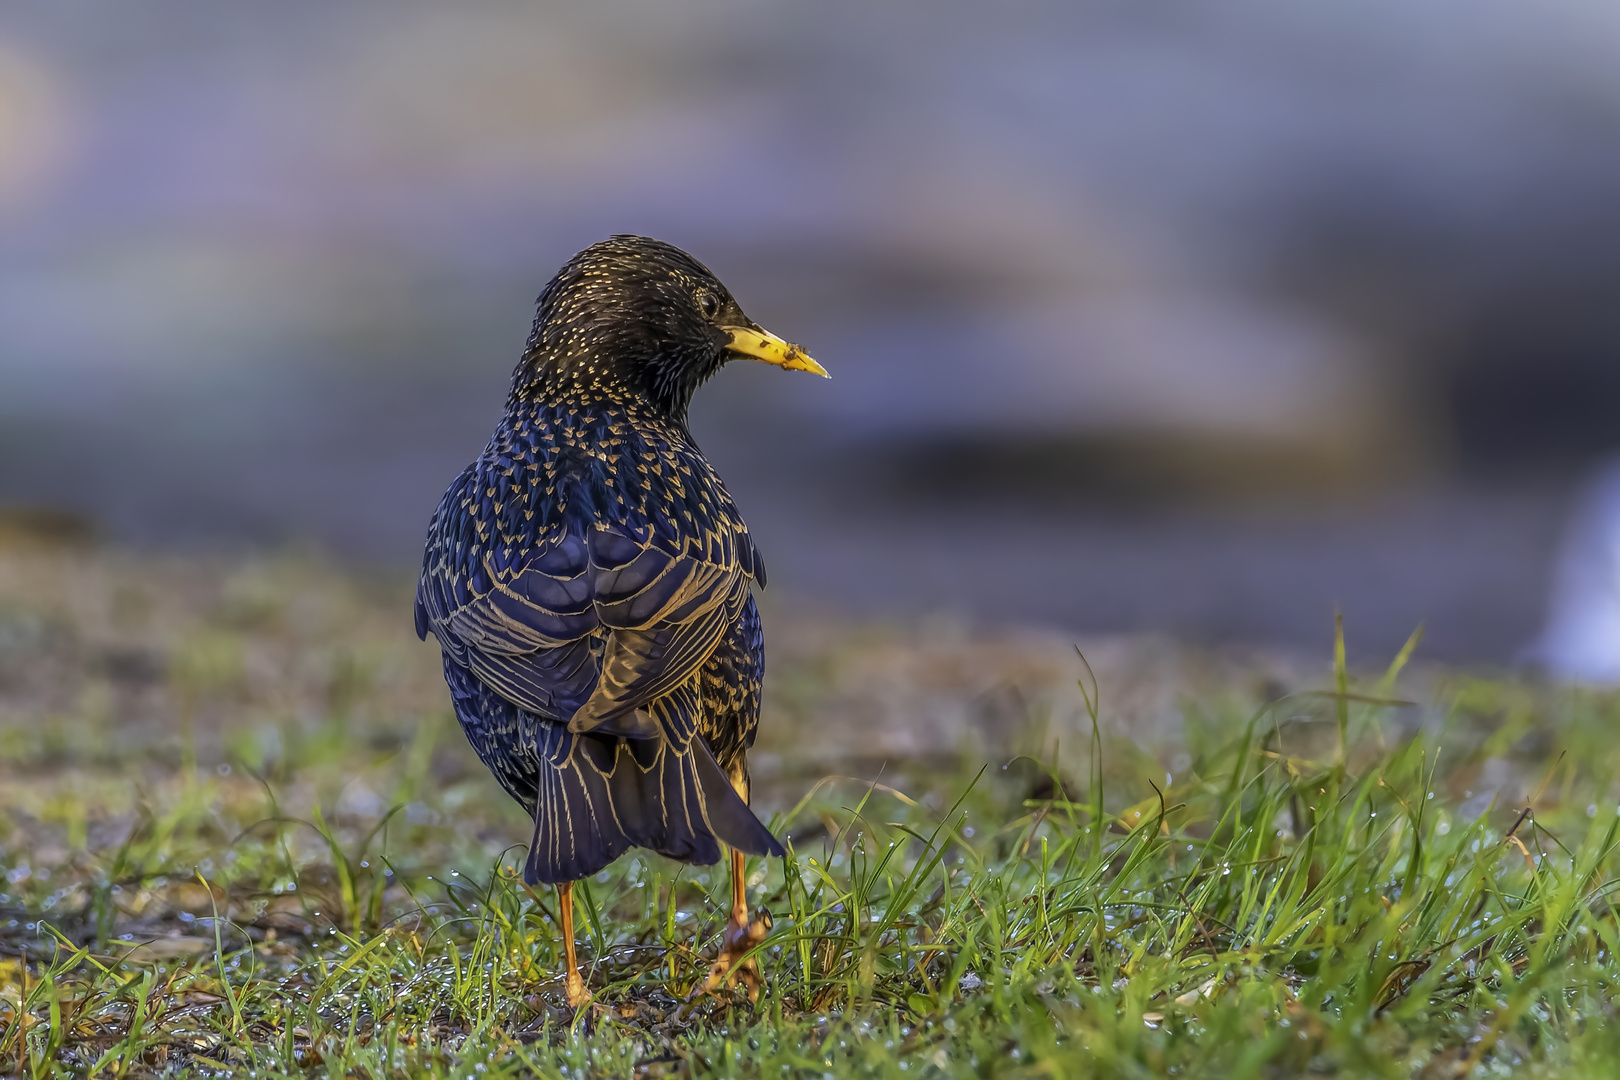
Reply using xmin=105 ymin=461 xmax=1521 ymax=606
xmin=5 ymin=0 xmax=1620 ymax=668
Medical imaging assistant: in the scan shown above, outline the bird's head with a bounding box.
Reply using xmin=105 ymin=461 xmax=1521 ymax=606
xmin=511 ymin=235 xmax=827 ymax=421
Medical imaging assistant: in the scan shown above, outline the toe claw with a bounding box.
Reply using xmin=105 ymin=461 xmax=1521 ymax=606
xmin=704 ymin=908 xmax=773 ymax=1000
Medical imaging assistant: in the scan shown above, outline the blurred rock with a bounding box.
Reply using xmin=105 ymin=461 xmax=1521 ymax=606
xmin=0 ymin=507 xmax=96 ymax=549
xmin=1529 ymin=458 xmax=1620 ymax=683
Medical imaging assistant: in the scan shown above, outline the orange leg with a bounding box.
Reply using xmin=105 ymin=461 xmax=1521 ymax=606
xmin=705 ymin=848 xmax=771 ymax=1000
xmin=730 ymin=849 xmax=748 ymax=927
xmin=557 ymin=881 xmax=592 ymax=1008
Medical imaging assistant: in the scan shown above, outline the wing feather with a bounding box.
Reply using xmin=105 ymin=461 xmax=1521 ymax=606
xmin=415 ymin=436 xmax=763 ymax=734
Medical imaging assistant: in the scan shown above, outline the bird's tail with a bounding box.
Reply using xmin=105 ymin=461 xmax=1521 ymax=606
xmin=523 ymin=724 xmax=783 ymax=886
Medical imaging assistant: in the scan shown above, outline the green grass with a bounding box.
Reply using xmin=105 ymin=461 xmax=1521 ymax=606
xmin=4 ymin=550 xmax=1620 ymax=1077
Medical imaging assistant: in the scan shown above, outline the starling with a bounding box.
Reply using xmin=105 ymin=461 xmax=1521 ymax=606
xmin=415 ymin=235 xmax=827 ymax=1006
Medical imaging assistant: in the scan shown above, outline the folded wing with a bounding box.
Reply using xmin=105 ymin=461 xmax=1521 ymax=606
xmin=415 ymin=452 xmax=765 ymax=741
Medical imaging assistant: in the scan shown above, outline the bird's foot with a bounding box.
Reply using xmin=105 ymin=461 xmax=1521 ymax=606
xmin=704 ymin=908 xmax=772 ymax=1001
xmin=564 ymin=971 xmax=594 ymax=1010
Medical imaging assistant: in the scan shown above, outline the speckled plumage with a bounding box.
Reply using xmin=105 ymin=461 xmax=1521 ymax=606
xmin=415 ymin=236 xmax=788 ymax=886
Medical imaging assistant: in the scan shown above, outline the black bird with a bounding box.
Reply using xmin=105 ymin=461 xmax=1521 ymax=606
xmin=415 ymin=236 xmax=827 ymax=1005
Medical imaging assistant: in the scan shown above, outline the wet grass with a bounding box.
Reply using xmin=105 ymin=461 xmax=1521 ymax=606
xmin=3 ymin=549 xmax=1620 ymax=1076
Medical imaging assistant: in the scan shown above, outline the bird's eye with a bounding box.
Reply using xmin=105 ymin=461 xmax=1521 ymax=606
xmin=697 ymin=290 xmax=719 ymax=318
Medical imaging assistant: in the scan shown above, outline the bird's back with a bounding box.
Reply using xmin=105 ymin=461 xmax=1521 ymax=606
xmin=419 ymin=391 xmax=762 ymax=687
xmin=416 ymin=388 xmax=777 ymax=880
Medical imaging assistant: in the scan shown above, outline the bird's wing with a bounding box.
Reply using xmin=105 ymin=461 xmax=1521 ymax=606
xmin=416 ymin=458 xmax=764 ymax=733
xmin=416 ymin=464 xmax=601 ymax=719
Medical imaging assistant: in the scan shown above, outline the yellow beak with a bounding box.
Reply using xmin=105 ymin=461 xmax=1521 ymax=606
xmin=722 ymin=325 xmax=829 ymax=378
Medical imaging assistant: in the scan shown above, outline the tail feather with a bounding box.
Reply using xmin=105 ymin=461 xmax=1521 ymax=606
xmin=690 ymin=738 xmax=782 ymax=857
xmin=524 ymin=727 xmax=783 ymax=886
